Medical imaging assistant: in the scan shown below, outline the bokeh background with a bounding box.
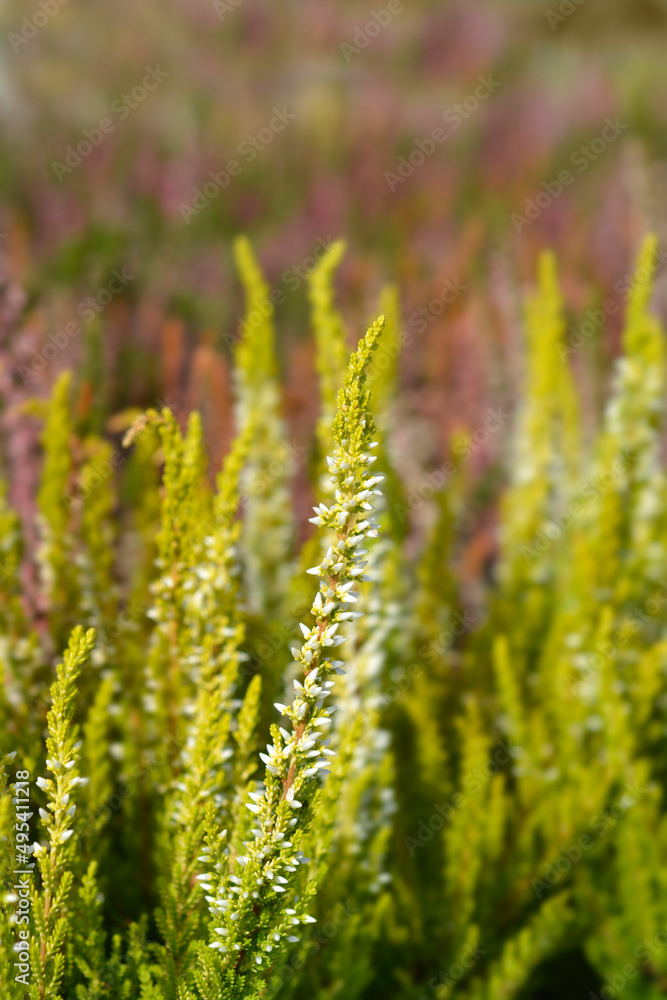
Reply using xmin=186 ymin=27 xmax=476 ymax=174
xmin=1 ymin=0 xmax=667 ymax=566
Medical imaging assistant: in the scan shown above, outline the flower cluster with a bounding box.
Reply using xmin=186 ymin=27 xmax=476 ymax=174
xmin=200 ymin=316 xmax=385 ymax=994
xmin=30 ymin=626 xmax=96 ymax=1000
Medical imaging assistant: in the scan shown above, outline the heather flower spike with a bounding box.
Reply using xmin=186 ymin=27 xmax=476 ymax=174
xmin=197 ymin=315 xmax=385 ymax=997
xmin=30 ymin=626 xmax=97 ymax=1000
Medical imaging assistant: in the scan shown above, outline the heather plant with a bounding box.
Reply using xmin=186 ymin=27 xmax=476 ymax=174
xmin=3 ymin=236 xmax=667 ymax=1000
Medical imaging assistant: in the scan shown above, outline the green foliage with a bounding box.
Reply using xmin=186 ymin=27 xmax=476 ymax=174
xmin=3 ymin=237 xmax=667 ymax=1000
xmin=233 ymin=236 xmax=293 ymax=620
xmin=30 ymin=626 xmax=97 ymax=1000
xmin=308 ymin=239 xmax=348 ymax=463
xmin=37 ymin=372 xmax=79 ymax=648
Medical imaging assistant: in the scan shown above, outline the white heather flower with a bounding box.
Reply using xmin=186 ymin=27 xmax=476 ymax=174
xmin=207 ymin=317 xmax=385 ymax=975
